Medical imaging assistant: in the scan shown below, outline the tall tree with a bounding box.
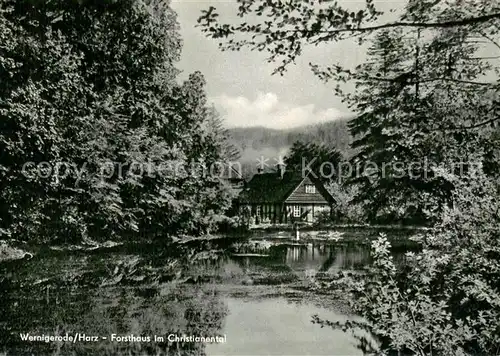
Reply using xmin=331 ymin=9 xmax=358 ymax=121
xmin=0 ymin=0 xmax=232 ymax=243
xmin=285 ymin=140 xmax=343 ymax=184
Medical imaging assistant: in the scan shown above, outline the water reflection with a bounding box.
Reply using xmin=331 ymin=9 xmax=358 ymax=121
xmin=283 ymin=244 xmax=371 ymax=273
xmin=227 ymin=242 xmax=374 ymax=281
xmin=0 ymin=249 xmax=228 ymax=356
xmin=0 ymin=237 xmax=409 ymax=355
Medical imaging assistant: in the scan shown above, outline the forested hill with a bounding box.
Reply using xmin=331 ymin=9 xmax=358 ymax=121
xmin=227 ymin=118 xmax=354 ymax=176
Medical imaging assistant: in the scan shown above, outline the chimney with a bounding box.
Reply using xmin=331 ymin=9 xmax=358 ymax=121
xmin=277 ymin=163 xmax=285 ymax=179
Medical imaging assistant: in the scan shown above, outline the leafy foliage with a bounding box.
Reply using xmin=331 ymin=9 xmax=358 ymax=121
xmin=343 ymin=19 xmax=499 ymax=223
xmin=0 ymin=0 xmax=234 ymax=243
xmin=198 ymin=0 xmax=500 ymax=75
xmin=315 ymin=172 xmax=500 ymax=355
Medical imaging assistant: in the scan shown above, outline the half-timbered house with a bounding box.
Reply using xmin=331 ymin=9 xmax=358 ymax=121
xmin=238 ymin=165 xmax=335 ymax=224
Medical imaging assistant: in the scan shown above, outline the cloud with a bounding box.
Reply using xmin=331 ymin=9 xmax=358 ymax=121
xmin=210 ymin=92 xmax=348 ymax=129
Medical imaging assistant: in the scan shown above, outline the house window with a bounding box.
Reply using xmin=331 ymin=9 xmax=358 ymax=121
xmin=305 ymin=184 xmax=316 ymax=194
xmin=293 ymin=206 xmax=301 ymax=217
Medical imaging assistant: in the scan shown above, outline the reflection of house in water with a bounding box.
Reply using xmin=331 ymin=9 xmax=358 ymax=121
xmin=285 ymin=245 xmax=331 ymax=272
xmin=285 ymin=244 xmax=371 ymax=274
xmin=194 ymin=242 xmax=373 ymax=281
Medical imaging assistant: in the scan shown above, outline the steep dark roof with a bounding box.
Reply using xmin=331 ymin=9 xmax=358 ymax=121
xmin=239 ymin=170 xmax=303 ymax=203
xmin=239 ymin=170 xmax=334 ymax=204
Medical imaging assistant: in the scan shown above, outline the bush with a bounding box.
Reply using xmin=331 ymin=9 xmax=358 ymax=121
xmin=327 ymin=183 xmax=366 ymax=224
xmin=315 ymin=172 xmax=500 ymax=355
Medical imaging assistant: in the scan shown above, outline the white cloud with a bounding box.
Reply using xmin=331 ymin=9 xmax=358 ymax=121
xmin=210 ymin=92 xmax=348 ymax=129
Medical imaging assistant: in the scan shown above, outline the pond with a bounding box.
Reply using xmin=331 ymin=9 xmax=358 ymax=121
xmin=0 ymin=233 xmax=412 ymax=355
xmin=206 ymin=297 xmax=368 ymax=356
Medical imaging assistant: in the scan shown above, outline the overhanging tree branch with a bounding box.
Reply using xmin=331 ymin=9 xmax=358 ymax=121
xmin=430 ymin=106 xmax=500 ymax=132
xmin=322 ymin=13 xmax=500 ymax=33
xmin=432 ymin=117 xmax=500 ymax=132
xmin=363 ymin=76 xmax=498 ymax=87
xmin=199 ymin=9 xmax=500 ymax=41
xmin=476 ymin=31 xmax=500 ymax=52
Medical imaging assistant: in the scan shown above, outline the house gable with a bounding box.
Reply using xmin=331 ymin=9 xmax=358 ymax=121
xmin=238 ymin=169 xmax=335 ymax=206
xmin=284 ymin=176 xmax=331 ymax=204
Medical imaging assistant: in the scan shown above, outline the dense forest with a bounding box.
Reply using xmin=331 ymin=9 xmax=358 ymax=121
xmin=0 ymin=0 xmax=235 ymax=244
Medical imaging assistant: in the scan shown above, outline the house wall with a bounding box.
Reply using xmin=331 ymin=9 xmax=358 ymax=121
xmin=245 ymin=202 xmax=330 ymax=224
xmin=283 ymin=203 xmax=330 ymax=224
xmin=252 ymin=203 xmax=283 ymax=224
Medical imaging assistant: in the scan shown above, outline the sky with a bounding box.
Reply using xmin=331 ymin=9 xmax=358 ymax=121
xmin=170 ymin=0 xmax=400 ymax=129
xmin=170 ymin=1 xmax=500 ymax=129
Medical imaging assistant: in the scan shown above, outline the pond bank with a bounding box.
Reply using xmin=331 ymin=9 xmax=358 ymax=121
xmin=248 ymin=223 xmax=431 ymax=233
xmin=0 ymin=225 xmax=421 ymax=264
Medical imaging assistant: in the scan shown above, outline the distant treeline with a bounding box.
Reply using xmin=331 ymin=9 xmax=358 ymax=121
xmin=228 ymin=118 xmax=354 ymax=176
